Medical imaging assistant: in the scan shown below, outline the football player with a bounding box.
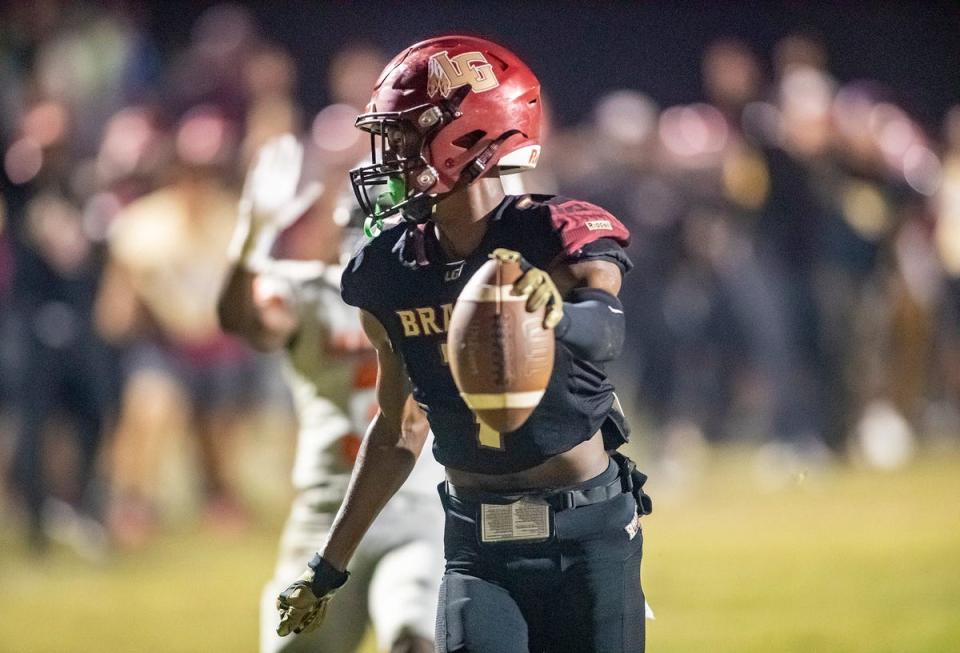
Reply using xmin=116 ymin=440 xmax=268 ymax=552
xmin=218 ymin=135 xmax=444 ymax=653
xmin=276 ymin=36 xmax=652 ymax=652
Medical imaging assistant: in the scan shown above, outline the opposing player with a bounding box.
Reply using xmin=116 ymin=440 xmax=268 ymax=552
xmin=218 ymin=135 xmax=444 ymax=653
xmin=276 ymin=36 xmax=652 ymax=652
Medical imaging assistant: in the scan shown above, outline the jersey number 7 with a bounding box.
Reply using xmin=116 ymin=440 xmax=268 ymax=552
xmin=475 ymin=416 xmax=504 ymax=450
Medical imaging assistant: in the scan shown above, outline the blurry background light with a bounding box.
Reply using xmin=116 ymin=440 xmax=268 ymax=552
xmin=97 ymin=106 xmax=155 ymax=182
xmin=175 ymin=104 xmax=233 ymax=166
xmin=594 ymin=90 xmax=659 ymax=147
xmin=4 ymin=137 xmax=44 ymax=184
xmin=841 ymin=181 xmax=893 ymax=241
xmin=902 ymin=144 xmax=942 ymax=196
xmin=22 ymin=100 xmax=69 ymax=148
xmin=311 ymin=103 xmax=361 ymax=152
xmin=659 ymin=103 xmax=728 ymax=158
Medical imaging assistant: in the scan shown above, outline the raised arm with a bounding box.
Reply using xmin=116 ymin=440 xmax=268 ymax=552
xmin=275 ymin=308 xmax=429 ymax=637
xmin=217 ymin=265 xmax=302 ymax=351
xmin=216 ymin=134 xmax=323 ymax=351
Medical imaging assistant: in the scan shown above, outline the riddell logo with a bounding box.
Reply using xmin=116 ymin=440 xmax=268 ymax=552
xmin=427 ymin=51 xmax=500 ymax=98
xmin=585 ymin=220 xmax=612 ymax=231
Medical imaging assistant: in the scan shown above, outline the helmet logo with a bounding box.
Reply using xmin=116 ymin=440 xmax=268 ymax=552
xmin=427 ymin=51 xmax=500 ymax=98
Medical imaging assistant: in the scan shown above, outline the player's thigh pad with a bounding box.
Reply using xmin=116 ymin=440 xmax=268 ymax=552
xmin=368 ymin=538 xmax=444 ymax=650
xmin=553 ymin=492 xmax=646 ymax=653
xmin=436 ymin=573 xmax=529 ymax=653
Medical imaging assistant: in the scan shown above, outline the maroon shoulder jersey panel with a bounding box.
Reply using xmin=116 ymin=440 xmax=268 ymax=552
xmin=546 ymin=198 xmax=630 ymax=257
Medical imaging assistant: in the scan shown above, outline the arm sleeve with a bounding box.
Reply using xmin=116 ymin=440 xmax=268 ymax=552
xmin=553 ymin=286 xmax=625 ymax=363
xmin=571 ymin=237 xmax=633 ymax=275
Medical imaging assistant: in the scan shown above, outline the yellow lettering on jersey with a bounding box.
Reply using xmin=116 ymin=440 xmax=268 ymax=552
xmin=417 ymin=307 xmax=443 ymax=335
xmin=397 ymin=304 xmax=456 ymax=338
xmin=396 ymin=310 xmax=421 ymax=337
xmin=441 ymin=303 xmax=454 ymax=332
xmin=476 ymin=416 xmax=504 ymax=450
xmin=439 ymin=342 xmax=449 ymax=365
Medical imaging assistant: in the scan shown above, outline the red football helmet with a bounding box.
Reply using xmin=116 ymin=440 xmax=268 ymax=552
xmin=349 ymin=35 xmax=542 ymax=224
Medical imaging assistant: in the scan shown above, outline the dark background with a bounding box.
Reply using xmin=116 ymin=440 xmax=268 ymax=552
xmin=146 ymin=1 xmax=960 ymax=129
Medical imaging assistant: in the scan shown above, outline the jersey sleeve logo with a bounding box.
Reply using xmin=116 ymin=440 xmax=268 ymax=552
xmin=427 ymin=51 xmax=500 ymax=98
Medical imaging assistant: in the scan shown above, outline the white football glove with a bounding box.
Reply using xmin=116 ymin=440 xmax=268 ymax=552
xmin=230 ymin=134 xmax=324 ymax=265
xmin=242 ymin=133 xmax=323 ymax=231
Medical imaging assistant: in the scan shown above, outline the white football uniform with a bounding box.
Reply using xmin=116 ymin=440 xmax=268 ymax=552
xmin=258 ymin=262 xmax=444 ymax=653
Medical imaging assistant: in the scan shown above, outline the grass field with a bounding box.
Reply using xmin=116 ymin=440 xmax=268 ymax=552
xmin=2 ymin=447 xmax=959 ymax=653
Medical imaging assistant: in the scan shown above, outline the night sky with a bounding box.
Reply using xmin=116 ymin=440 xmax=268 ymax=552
xmin=144 ymin=1 xmax=960 ymax=132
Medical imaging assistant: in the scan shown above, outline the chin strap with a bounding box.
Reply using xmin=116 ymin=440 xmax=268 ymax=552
xmin=401 ymin=195 xmax=435 ymax=223
xmin=396 ymin=129 xmax=523 ymax=227
xmin=463 ymin=130 xmax=523 ymax=184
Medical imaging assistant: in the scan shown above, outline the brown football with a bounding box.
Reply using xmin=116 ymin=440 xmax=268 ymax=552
xmin=447 ymin=256 xmax=555 ymax=434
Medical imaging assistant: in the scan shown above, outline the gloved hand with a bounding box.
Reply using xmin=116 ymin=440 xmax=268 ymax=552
xmin=230 ymin=134 xmax=324 ymax=265
xmin=276 ymin=554 xmax=350 ymax=637
xmin=490 ymin=248 xmax=563 ymax=329
xmin=242 ymin=134 xmax=323 ymax=231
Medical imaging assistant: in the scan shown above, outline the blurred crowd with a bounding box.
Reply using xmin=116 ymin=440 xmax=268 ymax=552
xmin=0 ymin=2 xmax=382 ymax=555
xmin=552 ymin=36 xmax=960 ymax=473
xmin=1 ymin=2 xmax=959 ymax=556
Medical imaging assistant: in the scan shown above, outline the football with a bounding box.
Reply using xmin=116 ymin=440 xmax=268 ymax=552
xmin=447 ymin=255 xmax=555 ymax=433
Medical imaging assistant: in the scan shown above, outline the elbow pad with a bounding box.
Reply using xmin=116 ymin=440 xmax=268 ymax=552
xmin=554 ymin=287 xmax=625 ymax=362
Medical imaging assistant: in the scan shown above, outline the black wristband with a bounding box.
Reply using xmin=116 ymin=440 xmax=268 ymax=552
xmin=307 ymin=553 xmax=350 ymax=597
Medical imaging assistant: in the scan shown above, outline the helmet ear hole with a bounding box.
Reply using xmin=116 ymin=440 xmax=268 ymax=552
xmin=485 ymin=52 xmax=509 ymax=71
xmin=452 ymin=130 xmax=487 ymax=149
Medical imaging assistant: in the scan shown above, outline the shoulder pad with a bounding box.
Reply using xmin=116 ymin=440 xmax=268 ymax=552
xmin=543 ymin=196 xmax=630 ymax=257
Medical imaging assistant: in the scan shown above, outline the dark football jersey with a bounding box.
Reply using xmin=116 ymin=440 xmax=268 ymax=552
xmin=341 ymin=194 xmax=632 ymax=474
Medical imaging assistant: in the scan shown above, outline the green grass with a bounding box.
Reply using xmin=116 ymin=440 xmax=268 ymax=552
xmin=644 ymin=449 xmax=960 ymax=653
xmin=0 ymin=526 xmax=277 ymax=653
xmin=2 ymin=448 xmax=959 ymax=652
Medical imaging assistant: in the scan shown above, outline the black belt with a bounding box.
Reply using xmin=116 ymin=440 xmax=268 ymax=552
xmin=445 ymin=460 xmax=623 ymax=512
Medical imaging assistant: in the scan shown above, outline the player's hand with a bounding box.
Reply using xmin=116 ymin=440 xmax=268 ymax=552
xmin=492 ymin=248 xmax=564 ymax=329
xmin=241 ymin=134 xmax=323 ymax=232
xmin=276 ymin=573 xmax=329 ymax=636
xmin=275 ymin=555 xmax=349 ymax=637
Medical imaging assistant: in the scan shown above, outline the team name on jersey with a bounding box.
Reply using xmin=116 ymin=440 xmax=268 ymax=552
xmin=395 ymin=303 xmax=455 ymax=337
xmin=395 ymin=303 xmax=456 ymax=365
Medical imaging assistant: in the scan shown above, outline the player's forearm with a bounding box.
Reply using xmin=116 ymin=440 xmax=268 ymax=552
xmin=216 ymin=262 xmax=259 ymax=335
xmin=555 ymin=287 xmax=626 ymax=362
xmin=220 ymin=205 xmax=272 ymax=326
xmin=219 ymin=209 xmax=302 ymax=350
xmin=319 ymin=414 xmax=422 ymax=570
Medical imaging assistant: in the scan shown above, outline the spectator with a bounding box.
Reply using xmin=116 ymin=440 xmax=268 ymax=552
xmin=95 ymin=107 xmax=254 ymax=547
